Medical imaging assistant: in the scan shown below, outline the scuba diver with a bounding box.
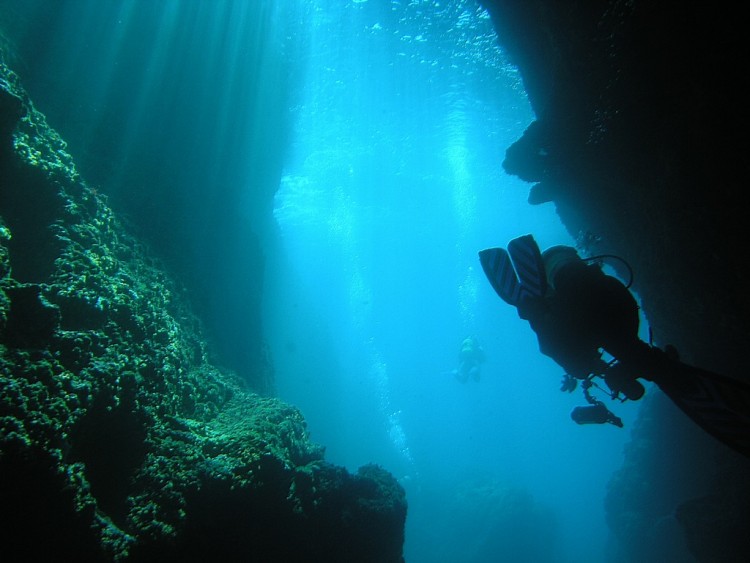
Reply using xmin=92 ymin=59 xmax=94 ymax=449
xmin=479 ymin=234 xmax=750 ymax=459
xmin=451 ymin=336 xmax=486 ymax=383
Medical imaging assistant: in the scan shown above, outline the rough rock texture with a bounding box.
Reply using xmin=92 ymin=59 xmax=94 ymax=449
xmin=480 ymin=2 xmax=749 ymax=561
xmin=2 ymin=0 xmax=291 ymax=396
xmin=0 ymin=62 xmax=405 ymax=562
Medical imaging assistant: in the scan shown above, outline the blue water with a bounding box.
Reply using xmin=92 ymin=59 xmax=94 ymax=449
xmin=3 ymin=0 xmax=646 ymax=561
xmin=265 ymin=2 xmax=640 ymax=562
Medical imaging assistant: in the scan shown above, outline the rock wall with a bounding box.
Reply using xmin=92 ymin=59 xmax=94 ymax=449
xmin=1 ymin=0 xmax=295 ymax=395
xmin=479 ymin=1 xmax=750 ymax=561
xmin=0 ymin=61 xmax=406 ymax=562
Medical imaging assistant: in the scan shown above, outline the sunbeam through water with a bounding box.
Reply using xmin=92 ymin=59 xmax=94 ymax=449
xmin=266 ymin=1 xmax=637 ymax=562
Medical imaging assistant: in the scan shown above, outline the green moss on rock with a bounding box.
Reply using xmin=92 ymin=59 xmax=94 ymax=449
xmin=1 ymin=57 xmax=405 ymax=562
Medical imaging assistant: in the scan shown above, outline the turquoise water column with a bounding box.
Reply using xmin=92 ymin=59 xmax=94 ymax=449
xmin=271 ymin=0 xmax=417 ymax=473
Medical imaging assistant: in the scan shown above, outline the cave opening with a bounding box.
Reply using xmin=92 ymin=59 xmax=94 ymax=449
xmin=264 ymin=1 xmax=636 ymax=561
xmin=0 ymin=1 xmax=655 ymax=561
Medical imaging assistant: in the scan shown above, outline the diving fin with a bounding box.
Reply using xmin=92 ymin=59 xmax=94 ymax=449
xmin=655 ymin=360 xmax=750 ymax=459
xmin=507 ymin=234 xmax=547 ymax=299
xmin=479 ymin=247 xmax=523 ymax=306
xmin=479 ymin=234 xmax=547 ymax=307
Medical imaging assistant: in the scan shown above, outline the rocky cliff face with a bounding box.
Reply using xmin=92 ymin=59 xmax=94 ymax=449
xmin=480 ymin=1 xmax=750 ymax=561
xmin=0 ymin=62 xmax=406 ymax=562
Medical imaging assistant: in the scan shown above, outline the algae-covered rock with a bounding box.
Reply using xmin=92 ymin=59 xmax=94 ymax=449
xmin=0 ymin=58 xmax=405 ymax=562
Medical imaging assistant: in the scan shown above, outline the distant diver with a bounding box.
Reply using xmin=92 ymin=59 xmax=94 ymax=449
xmin=450 ymin=336 xmax=486 ymax=383
xmin=479 ymin=234 xmax=750 ymax=459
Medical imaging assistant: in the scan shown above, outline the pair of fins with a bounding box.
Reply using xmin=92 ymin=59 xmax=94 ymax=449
xmin=479 ymin=235 xmax=750 ymax=460
xmin=479 ymin=234 xmax=546 ymax=307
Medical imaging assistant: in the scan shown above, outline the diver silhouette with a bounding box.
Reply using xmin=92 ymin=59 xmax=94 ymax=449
xmin=451 ymin=336 xmax=486 ymax=383
xmin=479 ymin=234 xmax=750 ymax=459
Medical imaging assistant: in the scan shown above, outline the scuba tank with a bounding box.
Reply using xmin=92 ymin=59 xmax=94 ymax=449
xmin=571 ymin=404 xmax=611 ymax=425
xmin=571 ymin=378 xmax=624 ymax=427
xmin=571 ymin=403 xmax=623 ymax=427
xmin=541 ymin=245 xmax=581 ymax=290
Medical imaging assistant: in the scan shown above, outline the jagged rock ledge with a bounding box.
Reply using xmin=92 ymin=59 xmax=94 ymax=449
xmin=0 ymin=62 xmax=406 ymax=562
xmin=479 ymin=2 xmax=750 ymax=561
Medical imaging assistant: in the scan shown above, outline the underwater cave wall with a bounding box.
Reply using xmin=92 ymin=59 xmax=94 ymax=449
xmin=479 ymin=1 xmax=750 ymax=561
xmin=0 ymin=0 xmax=300 ymax=394
xmin=0 ymin=57 xmax=406 ymax=562
xmin=480 ymin=0 xmax=748 ymax=375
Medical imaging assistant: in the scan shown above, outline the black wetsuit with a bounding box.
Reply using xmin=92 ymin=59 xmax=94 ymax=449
xmin=518 ymin=260 xmax=640 ymax=379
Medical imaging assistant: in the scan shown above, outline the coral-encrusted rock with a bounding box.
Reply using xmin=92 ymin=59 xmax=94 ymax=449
xmin=0 ymin=86 xmax=22 ymax=146
xmin=0 ymin=58 xmax=406 ymax=561
xmin=4 ymin=284 xmax=61 ymax=347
